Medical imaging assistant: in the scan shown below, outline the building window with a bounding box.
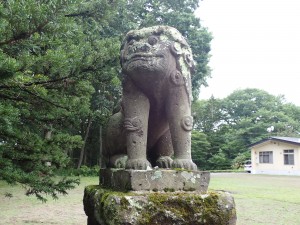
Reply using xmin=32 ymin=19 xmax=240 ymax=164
xmin=284 ymin=150 xmax=294 ymax=165
xmin=259 ymin=151 xmax=273 ymax=163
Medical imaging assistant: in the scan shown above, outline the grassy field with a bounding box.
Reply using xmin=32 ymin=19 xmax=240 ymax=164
xmin=209 ymin=173 xmax=300 ymax=225
xmin=1 ymin=173 xmax=300 ymax=225
xmin=0 ymin=177 xmax=98 ymax=225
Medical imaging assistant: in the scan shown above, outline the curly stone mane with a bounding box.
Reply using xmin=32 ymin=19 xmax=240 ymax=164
xmin=120 ymin=26 xmax=195 ymax=103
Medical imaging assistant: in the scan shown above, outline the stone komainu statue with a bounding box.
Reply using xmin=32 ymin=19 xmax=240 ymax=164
xmin=105 ymin=26 xmax=197 ymax=170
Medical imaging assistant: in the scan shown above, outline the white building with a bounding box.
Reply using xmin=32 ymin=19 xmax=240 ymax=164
xmin=250 ymin=137 xmax=300 ymax=175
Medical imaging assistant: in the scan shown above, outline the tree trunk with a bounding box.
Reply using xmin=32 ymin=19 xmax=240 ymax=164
xmin=99 ymin=125 xmax=103 ymax=168
xmin=44 ymin=124 xmax=52 ymax=140
xmin=84 ymin=149 xmax=87 ymax=165
xmin=77 ymin=117 xmax=92 ymax=169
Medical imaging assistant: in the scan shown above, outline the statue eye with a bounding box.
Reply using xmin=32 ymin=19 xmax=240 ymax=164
xmin=128 ymin=39 xmax=135 ymax=45
xmin=148 ymin=35 xmax=158 ymax=45
xmin=127 ymin=35 xmax=138 ymax=45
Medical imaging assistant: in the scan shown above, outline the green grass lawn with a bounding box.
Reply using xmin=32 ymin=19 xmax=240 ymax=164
xmin=1 ymin=173 xmax=300 ymax=225
xmin=209 ymin=173 xmax=300 ymax=225
xmin=0 ymin=177 xmax=99 ymax=225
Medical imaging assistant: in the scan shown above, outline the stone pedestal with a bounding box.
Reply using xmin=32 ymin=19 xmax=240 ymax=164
xmin=83 ymin=185 xmax=236 ymax=225
xmin=99 ymin=169 xmax=210 ymax=192
xmin=83 ymin=169 xmax=237 ymax=225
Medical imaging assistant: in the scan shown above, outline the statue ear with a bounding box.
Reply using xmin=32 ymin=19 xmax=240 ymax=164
xmin=184 ymin=53 xmax=196 ymax=73
xmin=170 ymin=42 xmax=182 ymax=56
xmin=120 ymin=50 xmax=125 ymax=66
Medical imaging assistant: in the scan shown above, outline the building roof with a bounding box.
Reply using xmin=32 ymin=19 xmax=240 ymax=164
xmin=250 ymin=136 xmax=300 ymax=147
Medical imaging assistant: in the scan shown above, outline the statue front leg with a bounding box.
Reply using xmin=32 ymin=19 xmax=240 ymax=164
xmin=166 ymin=71 xmax=197 ymax=170
xmin=123 ymin=78 xmax=151 ymax=170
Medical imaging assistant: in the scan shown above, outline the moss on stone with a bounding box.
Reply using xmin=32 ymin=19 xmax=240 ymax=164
xmin=84 ymin=185 xmax=135 ymax=225
xmin=163 ymin=187 xmax=175 ymax=192
xmin=140 ymin=192 xmax=202 ymax=224
xmin=173 ymin=168 xmax=193 ymax=173
xmin=84 ymin=186 xmax=236 ymax=225
xmin=183 ymin=187 xmax=196 ymax=192
xmin=152 ymin=188 xmax=158 ymax=192
xmin=120 ymin=196 xmax=130 ymax=209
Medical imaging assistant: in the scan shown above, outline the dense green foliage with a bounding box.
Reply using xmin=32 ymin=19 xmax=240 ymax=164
xmin=0 ymin=0 xmax=211 ymax=200
xmin=191 ymin=88 xmax=300 ymax=170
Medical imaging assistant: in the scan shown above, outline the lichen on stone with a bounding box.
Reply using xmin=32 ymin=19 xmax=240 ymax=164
xmin=150 ymin=170 xmax=162 ymax=180
xmin=84 ymin=186 xmax=236 ymax=225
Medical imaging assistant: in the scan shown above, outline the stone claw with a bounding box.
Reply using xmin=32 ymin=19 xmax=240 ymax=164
xmin=156 ymin=156 xmax=173 ymax=168
xmin=109 ymin=154 xmax=128 ymax=168
xmin=172 ymin=159 xmax=198 ymax=171
xmin=125 ymin=159 xmax=152 ymax=170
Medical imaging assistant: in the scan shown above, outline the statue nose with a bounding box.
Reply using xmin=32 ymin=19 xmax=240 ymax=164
xmin=132 ymin=42 xmax=151 ymax=53
xmin=139 ymin=43 xmax=151 ymax=52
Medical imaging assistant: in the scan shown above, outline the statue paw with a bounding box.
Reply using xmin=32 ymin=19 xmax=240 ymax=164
xmin=156 ymin=156 xmax=173 ymax=168
xmin=172 ymin=159 xmax=197 ymax=171
xmin=125 ymin=159 xmax=152 ymax=170
xmin=110 ymin=154 xmax=128 ymax=168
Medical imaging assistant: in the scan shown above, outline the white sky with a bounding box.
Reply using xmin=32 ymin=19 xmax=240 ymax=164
xmin=195 ymin=0 xmax=300 ymax=106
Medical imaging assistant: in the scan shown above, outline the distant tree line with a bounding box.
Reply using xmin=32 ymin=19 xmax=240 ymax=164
xmin=191 ymin=88 xmax=300 ymax=170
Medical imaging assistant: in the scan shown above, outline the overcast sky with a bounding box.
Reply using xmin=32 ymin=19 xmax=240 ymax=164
xmin=195 ymin=0 xmax=300 ymax=106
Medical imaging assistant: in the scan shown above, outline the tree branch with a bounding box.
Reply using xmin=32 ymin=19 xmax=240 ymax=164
xmin=0 ymin=20 xmax=50 ymax=46
xmin=19 ymin=87 xmax=69 ymax=110
xmin=0 ymin=76 xmax=71 ymax=89
xmin=0 ymin=0 xmax=73 ymax=47
xmin=0 ymin=93 xmax=24 ymax=102
xmin=65 ymin=11 xmax=91 ymax=17
xmin=23 ymin=76 xmax=72 ymax=87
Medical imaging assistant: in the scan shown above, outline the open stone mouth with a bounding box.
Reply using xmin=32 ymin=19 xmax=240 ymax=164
xmin=126 ymin=53 xmax=163 ymax=63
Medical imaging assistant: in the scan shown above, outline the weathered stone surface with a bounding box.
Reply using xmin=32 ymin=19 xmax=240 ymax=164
xmin=104 ymin=26 xmax=198 ymax=170
xmin=83 ymin=185 xmax=237 ymax=225
xmin=99 ymin=168 xmax=210 ymax=192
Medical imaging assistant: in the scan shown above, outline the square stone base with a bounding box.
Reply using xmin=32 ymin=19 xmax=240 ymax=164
xmin=99 ymin=169 xmax=210 ymax=192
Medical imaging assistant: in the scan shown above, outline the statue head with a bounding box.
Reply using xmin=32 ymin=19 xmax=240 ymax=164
xmin=120 ymin=26 xmax=195 ymax=80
